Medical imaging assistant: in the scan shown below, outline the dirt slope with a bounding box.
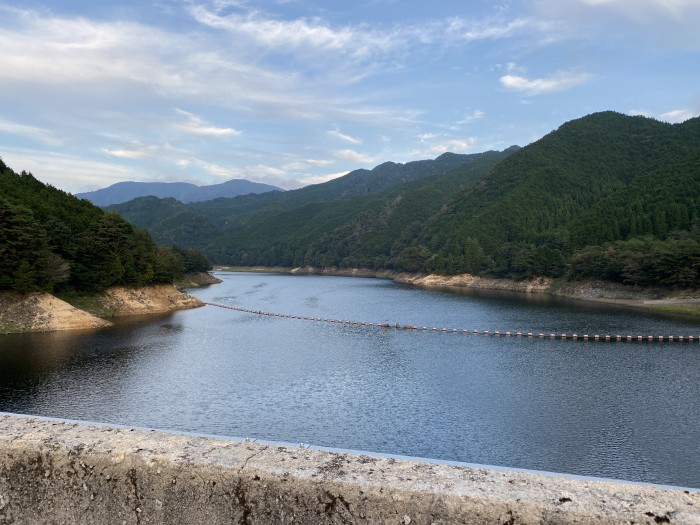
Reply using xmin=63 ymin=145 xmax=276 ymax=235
xmin=0 ymin=284 xmax=203 ymax=334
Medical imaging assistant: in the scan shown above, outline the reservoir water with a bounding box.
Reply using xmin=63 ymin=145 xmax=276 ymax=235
xmin=1 ymin=272 xmax=699 ymax=488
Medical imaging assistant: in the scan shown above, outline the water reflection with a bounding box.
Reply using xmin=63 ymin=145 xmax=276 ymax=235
xmin=1 ymin=272 xmax=699 ymax=487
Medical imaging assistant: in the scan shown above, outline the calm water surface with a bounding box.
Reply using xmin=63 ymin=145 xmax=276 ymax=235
xmin=1 ymin=272 xmax=699 ymax=487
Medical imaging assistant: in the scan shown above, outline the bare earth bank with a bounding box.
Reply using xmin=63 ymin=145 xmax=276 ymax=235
xmin=0 ymin=283 xmax=204 ymax=334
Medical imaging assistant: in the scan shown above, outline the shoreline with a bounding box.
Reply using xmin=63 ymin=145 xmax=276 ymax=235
xmin=0 ymin=273 xmax=219 ymax=334
xmin=215 ymin=265 xmax=700 ymax=318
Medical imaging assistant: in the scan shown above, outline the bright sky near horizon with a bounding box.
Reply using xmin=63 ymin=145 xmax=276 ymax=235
xmin=1 ymin=0 xmax=699 ymax=193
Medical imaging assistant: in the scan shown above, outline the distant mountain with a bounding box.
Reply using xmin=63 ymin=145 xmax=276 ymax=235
xmin=76 ymin=179 xmax=283 ymax=206
xmin=108 ymin=149 xmax=516 ymax=261
xmin=106 ymin=112 xmax=700 ymax=289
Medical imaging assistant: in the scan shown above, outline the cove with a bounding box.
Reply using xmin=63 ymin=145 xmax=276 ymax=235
xmin=1 ymin=271 xmax=699 ymax=488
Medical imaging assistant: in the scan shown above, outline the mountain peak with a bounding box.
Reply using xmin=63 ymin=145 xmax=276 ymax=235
xmin=76 ymin=179 xmax=283 ymax=206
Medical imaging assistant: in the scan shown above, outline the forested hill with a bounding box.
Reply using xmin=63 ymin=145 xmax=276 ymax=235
xmin=107 ymin=149 xmax=515 ymax=252
xmin=0 ymin=160 xmax=209 ymax=294
xmin=419 ymin=111 xmax=700 ymax=286
xmin=109 ymin=111 xmax=699 ymax=289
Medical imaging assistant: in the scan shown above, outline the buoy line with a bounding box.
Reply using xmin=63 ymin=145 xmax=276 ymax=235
xmin=204 ymin=302 xmax=699 ymax=343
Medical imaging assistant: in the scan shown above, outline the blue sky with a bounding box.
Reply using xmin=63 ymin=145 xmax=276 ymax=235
xmin=1 ymin=0 xmax=699 ymax=193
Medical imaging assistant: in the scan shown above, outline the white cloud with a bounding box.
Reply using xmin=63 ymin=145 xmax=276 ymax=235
xmin=630 ymin=107 xmax=699 ymax=123
xmin=203 ymin=163 xmax=234 ymax=178
xmin=305 ymin=159 xmax=335 ymax=167
xmin=440 ymin=16 xmax=537 ymax=42
xmin=417 ymin=133 xmax=437 ymax=141
xmin=298 ymin=171 xmax=349 ymax=186
xmin=0 ymin=6 xmax=312 ymax=119
xmin=187 ymin=5 xmax=399 ymax=62
xmin=532 ymin=0 xmax=700 ymax=48
xmin=457 ymin=109 xmax=485 ymax=124
xmin=628 ymin=109 xmax=654 ymax=118
xmin=659 ymin=108 xmax=698 ymax=122
xmin=429 ymin=137 xmax=477 ymax=154
xmin=282 ymin=159 xmax=335 ymax=170
xmin=327 ymin=129 xmax=362 ymax=144
xmin=174 ymin=109 xmax=240 ymax=137
xmin=500 ymin=70 xmax=592 ymax=95
xmin=188 ymin=3 xmax=551 ymax=64
xmin=250 ymin=164 xmax=288 ymax=177
xmin=104 ymin=143 xmax=159 ymax=160
xmin=579 ymin=0 xmax=700 ymax=19
xmin=0 ymin=118 xmax=62 ymax=145
xmin=334 ymin=149 xmax=377 ymax=164
xmin=1 ymin=148 xmax=144 ymax=193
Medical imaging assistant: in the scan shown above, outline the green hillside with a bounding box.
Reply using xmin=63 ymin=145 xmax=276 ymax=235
xmin=107 ymin=111 xmax=700 ymax=289
xmin=419 ymin=112 xmax=700 ymax=283
xmin=0 ymin=160 xmax=209 ymax=294
xmin=109 ymin=150 xmax=513 ymax=261
xmin=106 ymin=196 xmax=223 ymax=251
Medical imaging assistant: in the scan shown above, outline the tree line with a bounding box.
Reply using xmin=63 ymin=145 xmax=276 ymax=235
xmin=103 ymin=112 xmax=700 ymax=290
xmin=0 ymin=159 xmax=210 ymax=294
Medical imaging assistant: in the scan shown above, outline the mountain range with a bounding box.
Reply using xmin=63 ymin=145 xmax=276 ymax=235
xmin=105 ymin=111 xmax=700 ymax=288
xmin=76 ymin=178 xmax=283 ymax=206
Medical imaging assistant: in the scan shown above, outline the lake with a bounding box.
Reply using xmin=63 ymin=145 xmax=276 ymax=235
xmin=1 ymin=271 xmax=699 ymax=488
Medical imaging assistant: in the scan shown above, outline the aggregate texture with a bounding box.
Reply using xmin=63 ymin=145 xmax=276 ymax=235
xmin=0 ymin=413 xmax=698 ymax=524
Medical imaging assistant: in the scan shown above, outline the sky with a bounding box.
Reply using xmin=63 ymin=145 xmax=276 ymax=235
xmin=0 ymin=0 xmax=699 ymax=193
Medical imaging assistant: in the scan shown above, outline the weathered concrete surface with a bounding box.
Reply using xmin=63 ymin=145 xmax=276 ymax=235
xmin=0 ymin=413 xmax=698 ymax=524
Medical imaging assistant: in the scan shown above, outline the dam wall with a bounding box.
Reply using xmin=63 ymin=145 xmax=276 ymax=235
xmin=0 ymin=413 xmax=698 ymax=524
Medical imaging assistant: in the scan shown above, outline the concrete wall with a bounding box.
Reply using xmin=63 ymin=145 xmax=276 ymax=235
xmin=0 ymin=413 xmax=698 ymax=524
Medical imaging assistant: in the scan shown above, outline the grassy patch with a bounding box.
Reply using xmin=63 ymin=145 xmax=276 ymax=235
xmin=57 ymin=293 xmax=117 ymax=318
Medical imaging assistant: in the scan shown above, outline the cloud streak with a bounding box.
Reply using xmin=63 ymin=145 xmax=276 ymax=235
xmin=532 ymin=0 xmax=700 ymax=49
xmin=327 ymin=129 xmax=362 ymax=144
xmin=174 ymin=110 xmax=241 ymax=137
xmin=500 ymin=70 xmax=592 ymax=95
xmin=0 ymin=118 xmax=62 ymax=145
xmin=429 ymin=137 xmax=477 ymax=154
xmin=104 ymin=143 xmax=159 ymax=160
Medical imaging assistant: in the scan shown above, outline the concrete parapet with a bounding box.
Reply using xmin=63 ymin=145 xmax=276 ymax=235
xmin=0 ymin=413 xmax=698 ymax=524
